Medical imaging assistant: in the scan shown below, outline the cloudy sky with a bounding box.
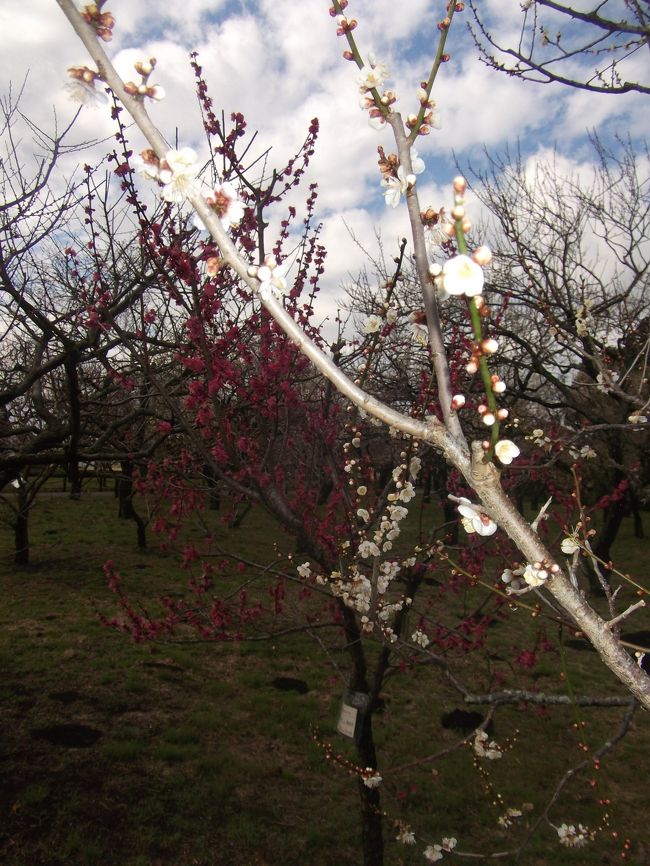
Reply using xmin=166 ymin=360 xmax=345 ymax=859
xmin=0 ymin=0 xmax=645 ymax=326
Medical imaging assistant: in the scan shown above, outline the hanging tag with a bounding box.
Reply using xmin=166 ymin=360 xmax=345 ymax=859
xmin=336 ymin=690 xmax=370 ymax=741
xmin=336 ymin=702 xmax=358 ymax=739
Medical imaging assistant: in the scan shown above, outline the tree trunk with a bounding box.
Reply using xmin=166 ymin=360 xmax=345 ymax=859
xmin=594 ymin=492 xmax=628 ymax=565
xmin=117 ymin=461 xmax=146 ymax=548
xmin=340 ymin=605 xmax=385 ymax=866
xmin=14 ymin=487 xmax=29 ymax=566
xmin=630 ymin=490 xmax=644 ymax=539
xmin=356 ymin=713 xmax=384 ymax=866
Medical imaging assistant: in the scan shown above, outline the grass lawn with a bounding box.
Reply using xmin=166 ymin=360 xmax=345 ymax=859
xmin=0 ymin=487 xmax=648 ymax=865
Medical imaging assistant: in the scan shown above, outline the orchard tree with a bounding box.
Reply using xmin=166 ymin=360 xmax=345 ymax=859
xmin=467 ymin=138 xmax=650 ymax=566
xmin=0 ymin=98 xmax=177 ymax=493
xmin=46 ymin=0 xmax=650 ymax=863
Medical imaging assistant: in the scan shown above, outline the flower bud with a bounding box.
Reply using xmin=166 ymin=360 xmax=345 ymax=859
xmin=453 ymin=176 xmax=467 ymax=195
xmin=481 ymin=338 xmax=499 ymax=355
xmin=472 ymin=246 xmax=492 ymax=266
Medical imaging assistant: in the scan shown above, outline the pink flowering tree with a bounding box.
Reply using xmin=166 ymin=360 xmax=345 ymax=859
xmin=49 ymin=1 xmax=650 ymax=863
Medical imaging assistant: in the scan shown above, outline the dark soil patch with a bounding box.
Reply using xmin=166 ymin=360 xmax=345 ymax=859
xmin=271 ymin=677 xmax=309 ymax=694
xmin=30 ymin=724 xmax=102 ymax=748
xmin=440 ymin=709 xmax=493 ymax=734
xmin=48 ymin=690 xmax=83 ymax=705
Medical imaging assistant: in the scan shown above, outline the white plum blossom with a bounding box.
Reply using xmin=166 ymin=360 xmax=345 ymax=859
xmin=388 ymin=505 xmax=408 ymax=522
xmin=628 ymin=412 xmax=648 ymax=424
xmin=385 ymin=307 xmax=398 ymax=325
xmin=410 ymin=317 xmax=429 ymax=345
xmin=473 ymin=730 xmax=502 ymax=760
xmin=530 ymin=428 xmax=551 ymax=449
xmin=357 ymin=508 xmax=370 ymax=523
xmin=296 ymin=562 xmax=312 ymax=578
xmin=596 ymin=371 xmax=615 ymax=393
xmin=411 ymin=629 xmax=430 ymax=648
xmin=396 ymin=828 xmax=416 ymax=845
xmin=494 ymin=440 xmax=520 ymax=465
xmin=357 ymin=56 xmax=390 ymax=91
xmin=561 ymin=536 xmax=580 ymax=555
xmin=498 ymin=807 xmax=523 ymax=828
xmin=398 ymin=482 xmax=416 ymax=503
xmin=249 ymin=255 xmax=288 ymax=301
xmin=160 ymin=148 xmax=200 ymax=203
xmin=362 ymin=314 xmax=382 ymax=334
xmin=442 ymin=255 xmax=484 ymax=297
xmin=424 ymin=838 xmax=457 ymax=861
xmin=362 ymin=769 xmax=383 ymax=789
xmin=384 ymin=165 xmax=416 ymax=208
xmin=456 ymin=497 xmax=497 ymax=536
xmin=194 ymin=181 xmax=245 ymax=231
xmin=522 ymin=562 xmax=548 ymax=587
xmin=409 ymin=456 xmax=422 ymax=477
xmin=358 ymin=539 xmax=381 ymax=558
xmin=557 ymin=823 xmax=592 ymax=848
xmin=501 ymin=566 xmax=526 ymax=593
xmin=410 ymin=148 xmax=426 ymax=175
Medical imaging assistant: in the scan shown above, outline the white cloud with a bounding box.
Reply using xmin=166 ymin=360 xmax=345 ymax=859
xmin=1 ymin=0 xmax=645 ymax=336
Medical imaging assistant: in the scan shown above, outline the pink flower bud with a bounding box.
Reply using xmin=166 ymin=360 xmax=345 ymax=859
xmin=451 ymin=394 xmax=466 ymax=410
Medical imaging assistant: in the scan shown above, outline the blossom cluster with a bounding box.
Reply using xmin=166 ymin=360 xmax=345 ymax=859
xmin=556 ymin=822 xmax=593 ymax=848
xmin=296 ymin=437 xmax=423 ymax=643
xmin=357 ymin=54 xmax=397 ymax=130
xmin=424 ymin=837 xmax=457 ymax=861
xmin=473 ymin=730 xmax=503 ymax=760
xmin=501 ymin=559 xmax=559 ymax=593
xmin=81 ymin=1 xmax=114 ymax=41
xmin=380 ymin=147 xmax=425 ymax=208
xmin=123 ymin=57 xmax=165 ymax=102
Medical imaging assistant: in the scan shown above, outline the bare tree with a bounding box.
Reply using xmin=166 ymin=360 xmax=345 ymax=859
xmin=468 ymin=0 xmax=650 ymax=95
xmin=467 ymin=136 xmax=650 ymax=562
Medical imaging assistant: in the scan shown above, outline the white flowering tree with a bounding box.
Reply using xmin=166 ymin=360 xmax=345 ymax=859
xmin=47 ymin=0 xmax=650 ymax=863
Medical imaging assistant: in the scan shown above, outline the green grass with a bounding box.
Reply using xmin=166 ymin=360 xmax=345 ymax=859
xmin=0 ymin=490 xmax=648 ymax=865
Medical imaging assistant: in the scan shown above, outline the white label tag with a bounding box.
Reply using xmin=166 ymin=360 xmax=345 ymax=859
xmin=337 ymin=702 xmax=358 ymax=738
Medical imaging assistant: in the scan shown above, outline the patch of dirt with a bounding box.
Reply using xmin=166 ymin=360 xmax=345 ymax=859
xmin=30 ymin=724 xmax=102 ymax=748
